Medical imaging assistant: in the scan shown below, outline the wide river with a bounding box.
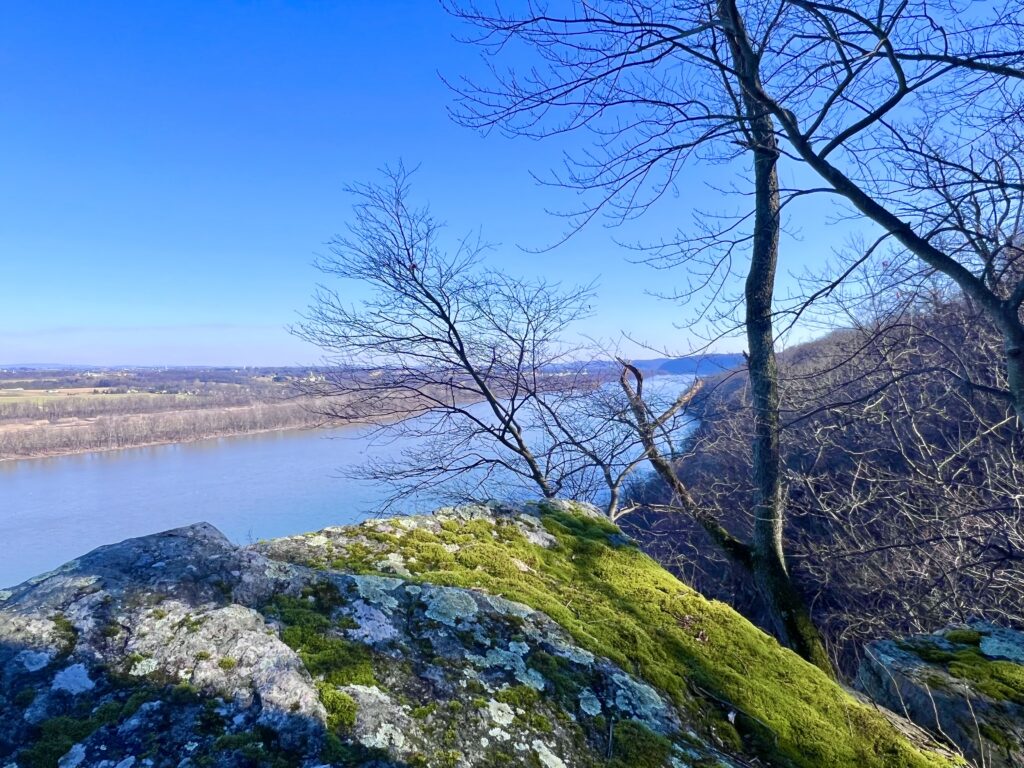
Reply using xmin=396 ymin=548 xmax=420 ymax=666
xmin=1 ymin=375 xmax=695 ymax=588
xmin=0 ymin=424 xmax=401 ymax=588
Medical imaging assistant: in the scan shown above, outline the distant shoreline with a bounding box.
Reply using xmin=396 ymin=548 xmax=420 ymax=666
xmin=0 ymin=421 xmax=335 ymax=463
xmin=0 ymin=404 xmax=421 ymax=464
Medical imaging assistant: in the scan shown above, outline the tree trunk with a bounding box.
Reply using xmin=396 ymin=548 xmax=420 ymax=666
xmin=618 ymin=364 xmax=753 ymax=569
xmin=1002 ymin=322 xmax=1024 ymax=424
xmin=720 ymin=0 xmax=833 ymax=675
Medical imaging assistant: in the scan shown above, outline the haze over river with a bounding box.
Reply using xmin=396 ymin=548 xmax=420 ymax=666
xmin=1 ymin=375 xmax=695 ymax=588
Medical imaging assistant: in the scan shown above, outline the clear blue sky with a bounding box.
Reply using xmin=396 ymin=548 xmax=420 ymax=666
xmin=0 ymin=1 xmax=856 ymax=366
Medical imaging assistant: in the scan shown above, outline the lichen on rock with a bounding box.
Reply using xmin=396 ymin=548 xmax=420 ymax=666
xmin=858 ymin=621 xmax=1024 ymax=768
xmin=0 ymin=501 xmax=960 ymax=768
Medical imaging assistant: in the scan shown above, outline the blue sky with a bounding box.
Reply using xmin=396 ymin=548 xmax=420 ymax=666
xmin=0 ymin=1 xmax=857 ymax=366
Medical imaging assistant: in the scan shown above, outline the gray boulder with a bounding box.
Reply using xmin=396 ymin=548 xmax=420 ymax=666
xmin=857 ymin=622 xmax=1024 ymax=767
xmin=0 ymin=501 xmax=955 ymax=768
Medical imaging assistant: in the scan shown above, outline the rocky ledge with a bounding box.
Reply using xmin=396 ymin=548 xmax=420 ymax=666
xmin=0 ymin=501 xmax=957 ymax=767
xmin=858 ymin=622 xmax=1024 ymax=768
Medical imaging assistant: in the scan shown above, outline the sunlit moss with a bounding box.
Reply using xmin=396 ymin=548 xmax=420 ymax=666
xmin=947 ymin=653 xmax=1024 ymax=703
xmin=318 ymin=683 xmax=358 ymax=732
xmin=944 ymin=629 xmax=982 ymax=646
xmin=305 ymin=504 xmax=955 ymax=768
xmin=902 ymin=638 xmax=1024 ymax=704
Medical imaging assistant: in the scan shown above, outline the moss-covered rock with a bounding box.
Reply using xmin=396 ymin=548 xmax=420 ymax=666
xmin=0 ymin=502 xmax=957 ymax=767
xmin=858 ymin=622 xmax=1024 ymax=767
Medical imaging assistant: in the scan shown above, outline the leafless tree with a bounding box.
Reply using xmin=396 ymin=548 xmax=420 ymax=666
xmin=705 ymin=1 xmax=1024 ymax=421
xmin=639 ymin=279 xmax=1024 ymax=673
xmin=445 ymin=0 xmax=1024 ymax=672
xmin=294 ymin=165 xmax=691 ymax=517
xmin=447 ymin=0 xmax=832 ymax=669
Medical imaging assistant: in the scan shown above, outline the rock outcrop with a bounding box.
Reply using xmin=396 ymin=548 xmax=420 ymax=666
xmin=0 ymin=500 xmax=956 ymax=767
xmin=858 ymin=622 xmax=1024 ymax=767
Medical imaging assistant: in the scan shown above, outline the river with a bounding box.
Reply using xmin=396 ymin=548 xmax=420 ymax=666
xmin=0 ymin=375 xmax=695 ymax=588
xmin=0 ymin=424 xmax=397 ymax=588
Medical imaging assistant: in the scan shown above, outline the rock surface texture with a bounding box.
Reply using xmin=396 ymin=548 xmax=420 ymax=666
xmin=858 ymin=623 xmax=1024 ymax=768
xmin=0 ymin=500 xmax=956 ymax=767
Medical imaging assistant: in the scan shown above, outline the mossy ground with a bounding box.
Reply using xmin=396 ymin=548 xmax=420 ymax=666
xmin=901 ymin=636 xmax=1024 ymax=704
xmin=264 ymin=588 xmax=378 ymax=690
xmin=17 ymin=684 xmax=211 ymax=768
xmin=304 ymin=503 xmax=954 ymax=768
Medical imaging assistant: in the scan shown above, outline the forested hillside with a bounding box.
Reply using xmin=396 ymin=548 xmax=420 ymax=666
xmin=628 ymin=288 xmax=1023 ymax=673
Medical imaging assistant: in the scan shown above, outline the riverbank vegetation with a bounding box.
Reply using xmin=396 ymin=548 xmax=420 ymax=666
xmin=0 ymin=368 xmax=323 ymax=460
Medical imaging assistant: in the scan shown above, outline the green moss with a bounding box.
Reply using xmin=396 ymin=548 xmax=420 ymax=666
xmin=122 ymin=652 xmax=147 ymax=674
xmin=14 ymin=687 xmax=37 ymax=707
xmin=518 ymin=710 xmax=553 ymax=733
xmin=902 ymin=639 xmax=1024 ymax=703
xmin=609 ymin=720 xmax=673 ymax=768
xmin=19 ymin=716 xmax=99 ymax=768
xmin=195 ymin=650 xmax=212 ymax=662
xmin=50 ymin=613 xmax=77 ymax=655
xmin=901 ymin=642 xmax=957 ymax=665
xmin=411 ymin=702 xmax=438 ymax=719
xmin=709 ymin=711 xmax=744 ymax=753
xmin=213 ymin=728 xmax=296 ymax=768
xmin=495 ymin=685 xmax=541 ymax=708
xmin=217 ymin=656 xmax=237 ymax=671
xmin=168 ymin=682 xmax=201 ymax=703
xmin=175 ymin=614 xmax=205 ymax=633
xmin=979 ymin=722 xmax=1014 ymax=751
xmin=268 ymin=597 xmax=331 ymax=631
xmin=947 ymin=652 xmax=1024 ymax=703
xmin=264 ymin=584 xmax=377 ymax=689
xmin=331 ymin=541 xmax=385 ymax=574
xmin=280 ymin=624 xmax=377 ymax=687
xmin=454 ymin=543 xmax=526 ymax=578
xmin=263 ymin=584 xmax=378 ymax=733
xmin=529 ymin=650 xmax=589 ymax=699
xmin=300 ymin=580 xmax=348 ymax=611
xmin=944 ymin=629 xmax=983 ymax=646
xmin=18 ymin=691 xmax=151 ymax=768
xmin=197 ymin=701 xmax=226 ymax=736
xmin=214 ymin=731 xmax=262 ymax=751
xmin=318 ymin=683 xmax=358 ymax=732
xmin=308 ymin=507 xmax=954 ymax=768
xmin=431 ymin=750 xmax=463 ymax=768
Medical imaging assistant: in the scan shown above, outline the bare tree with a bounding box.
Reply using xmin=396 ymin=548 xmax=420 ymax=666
xmin=641 ymin=278 xmax=1024 ymax=672
xmin=294 ymin=165 xmax=690 ymax=517
xmin=706 ymin=0 xmax=1024 ymax=421
xmin=448 ymin=0 xmax=832 ymax=670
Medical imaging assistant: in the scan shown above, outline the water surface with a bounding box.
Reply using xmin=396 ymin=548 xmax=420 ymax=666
xmin=0 ymin=425 xmax=400 ymax=587
xmin=0 ymin=374 xmax=695 ymax=588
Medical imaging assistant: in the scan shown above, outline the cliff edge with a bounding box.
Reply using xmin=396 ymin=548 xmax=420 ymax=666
xmin=0 ymin=501 xmax=955 ymax=767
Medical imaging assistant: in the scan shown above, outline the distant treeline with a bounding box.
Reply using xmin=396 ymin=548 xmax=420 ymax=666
xmin=0 ymin=401 xmax=322 ymax=459
xmin=0 ymin=366 xmax=317 ymax=390
xmin=0 ymin=367 xmax=336 ymax=459
xmin=0 ymin=385 xmax=276 ymax=422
